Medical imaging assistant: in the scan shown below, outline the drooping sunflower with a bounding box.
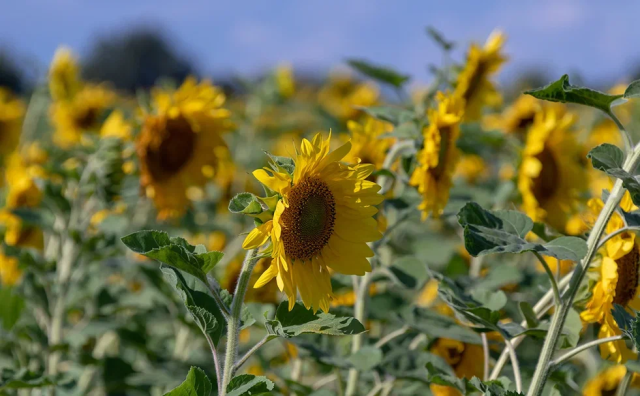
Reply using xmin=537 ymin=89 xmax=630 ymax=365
xmin=518 ymin=106 xmax=587 ymax=232
xmin=0 ymin=88 xmax=25 ymax=160
xmin=583 ymin=365 xmax=640 ymax=396
xmin=455 ymin=30 xmax=507 ymax=121
xmin=410 ymin=92 xmax=464 ymax=219
xmin=318 ymin=72 xmax=379 ymax=121
xmin=136 ymin=77 xmax=233 ymax=220
xmin=484 ymin=94 xmax=541 ymax=137
xmin=581 ymin=191 xmax=639 ymax=362
xmin=48 ymin=47 xmax=115 ymax=147
xmin=242 ymin=133 xmax=382 ymax=312
xmin=343 ymin=116 xmax=394 ymax=170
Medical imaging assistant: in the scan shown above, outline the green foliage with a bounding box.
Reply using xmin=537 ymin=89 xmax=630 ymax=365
xmin=161 ymin=265 xmax=227 ymax=346
xmin=0 ymin=286 xmax=24 ymax=331
xmin=347 ymin=346 xmax=383 ymax=371
xmin=264 ymin=302 xmax=365 ymax=339
xmin=624 ymin=80 xmax=640 ymax=99
xmin=164 ymin=367 xmax=212 ymax=396
xmin=226 ymin=374 xmax=275 ymax=396
xmin=399 ymin=306 xmax=482 ymax=344
xmin=425 ymin=363 xmax=521 ymax=395
xmin=426 ymin=26 xmax=454 ymax=51
xmin=347 ymin=59 xmax=410 ymax=88
xmin=588 ymin=144 xmax=640 ymax=205
xmin=121 ymin=230 xmax=224 ymax=285
xmin=611 ymin=304 xmax=639 ymax=350
xmin=525 ymin=74 xmax=623 ymax=113
xmin=0 ymin=369 xmax=56 ymax=390
xmin=457 ymin=202 xmax=587 ymax=261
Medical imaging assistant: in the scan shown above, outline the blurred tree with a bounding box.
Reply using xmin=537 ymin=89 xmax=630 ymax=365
xmin=83 ymin=28 xmax=195 ymax=93
xmin=0 ymin=50 xmax=25 ymax=93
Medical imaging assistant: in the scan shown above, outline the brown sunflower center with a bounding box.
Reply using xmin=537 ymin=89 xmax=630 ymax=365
xmin=531 ymin=146 xmax=559 ymax=204
xmin=613 ymin=245 xmax=640 ymax=306
xmin=280 ymin=177 xmax=336 ymax=261
xmin=429 ymin=126 xmax=452 ymax=181
xmin=602 ymin=388 xmax=618 ymax=396
xmin=147 ymin=116 xmax=196 ymax=181
xmin=515 ymin=115 xmax=535 ymax=133
xmin=75 ymin=107 xmax=100 ymax=130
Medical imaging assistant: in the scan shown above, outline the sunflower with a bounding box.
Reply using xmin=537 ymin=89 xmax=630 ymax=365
xmin=0 ymin=153 xmax=43 ymax=249
xmin=0 ymin=88 xmax=25 ymax=160
xmin=581 ymin=191 xmax=639 ymax=362
xmin=275 ymin=64 xmax=295 ymax=98
xmin=429 ymin=338 xmax=485 ymax=396
xmin=136 ymin=77 xmax=232 ymax=220
xmin=455 ymin=30 xmax=507 ymax=121
xmin=484 ymin=94 xmax=541 ymax=137
xmin=48 ymin=47 xmax=115 ymax=147
xmin=410 ymin=92 xmax=464 ymax=219
xmin=0 ymin=249 xmax=21 ymax=286
xmin=343 ymin=116 xmax=394 ymax=170
xmin=455 ymin=154 xmax=487 ymax=184
xmin=100 ymin=110 xmax=132 ymax=141
xmin=518 ymin=106 xmax=587 ymax=232
xmin=318 ymin=72 xmax=379 ymax=121
xmin=583 ymin=365 xmax=640 ymax=396
xmin=242 ymin=132 xmax=382 ymax=312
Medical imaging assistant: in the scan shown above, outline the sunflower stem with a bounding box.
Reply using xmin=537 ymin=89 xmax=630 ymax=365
xmin=220 ymin=248 xmax=259 ymax=396
xmin=377 ymin=140 xmax=414 ymax=195
xmin=607 ymin=109 xmax=634 ymax=156
xmin=345 ymin=271 xmax=373 ymax=396
xmin=233 ymin=335 xmax=272 ymax=373
xmin=527 ymin=146 xmax=640 ymax=396
xmin=533 ymin=252 xmax=560 ymax=306
xmin=550 ymin=335 xmax=625 ymax=367
xmin=617 ymin=370 xmax=633 ymax=396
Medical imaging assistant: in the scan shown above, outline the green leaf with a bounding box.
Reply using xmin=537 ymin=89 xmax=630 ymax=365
xmin=388 ymin=256 xmax=428 ymax=289
xmin=228 ymin=193 xmax=264 ymax=216
xmin=400 ymin=306 xmax=481 ymax=344
xmin=524 ymin=74 xmax=623 ymax=113
xmin=164 ymin=367 xmax=211 ymax=396
xmin=518 ymin=302 xmax=539 ymax=329
xmin=121 ymin=231 xmax=224 ymax=284
xmin=347 ymin=346 xmax=382 ymax=371
xmin=226 ymin=374 xmax=274 ymax=396
xmin=624 ymin=80 xmax=640 ymax=99
xmin=457 ymin=202 xmax=587 ymax=262
xmin=470 ymin=289 xmax=507 ymax=311
xmin=0 ymin=286 xmax=24 ymax=331
xmin=0 ymin=369 xmax=56 ymax=389
xmin=357 ymin=105 xmax=415 ymax=125
xmin=425 ymin=363 xmax=519 ymax=395
xmin=347 ymin=59 xmax=410 ymax=88
xmin=265 ymin=302 xmax=365 ymax=339
xmin=162 ymin=266 xmax=226 ymax=346
xmin=265 ymin=152 xmax=295 ymax=175
xmin=588 ymin=144 xmax=640 ymax=205
xmin=426 ymin=26 xmax=454 ymax=51
xmin=612 ymin=304 xmax=639 ymax=350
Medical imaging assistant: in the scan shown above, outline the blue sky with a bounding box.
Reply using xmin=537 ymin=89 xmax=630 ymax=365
xmin=2 ymin=1 xmax=639 ymax=87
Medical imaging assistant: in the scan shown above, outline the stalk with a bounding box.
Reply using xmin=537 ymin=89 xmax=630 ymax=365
xmin=345 ymin=271 xmax=372 ymax=396
xmin=220 ymin=249 xmax=258 ymax=396
xmin=527 ymin=147 xmax=640 ymax=396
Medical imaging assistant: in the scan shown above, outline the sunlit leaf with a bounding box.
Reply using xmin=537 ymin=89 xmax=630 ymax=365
xmin=164 ymin=367 xmax=211 ymax=396
xmin=265 ymin=302 xmax=365 ymax=339
xmin=226 ymin=374 xmax=274 ymax=396
xmin=588 ymin=144 xmax=640 ymax=205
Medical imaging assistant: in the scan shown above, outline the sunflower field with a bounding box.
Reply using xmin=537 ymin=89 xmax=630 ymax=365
xmin=4 ymin=27 xmax=640 ymax=396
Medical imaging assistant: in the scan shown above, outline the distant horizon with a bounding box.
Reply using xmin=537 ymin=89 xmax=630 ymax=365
xmin=2 ymin=1 xmax=639 ymax=89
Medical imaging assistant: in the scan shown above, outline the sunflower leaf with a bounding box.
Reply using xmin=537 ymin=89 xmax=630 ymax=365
xmin=161 ymin=265 xmax=226 ymax=346
xmin=426 ymin=26 xmax=455 ymax=51
xmin=588 ymin=143 xmax=625 ymax=171
xmin=624 ymin=80 xmax=640 ymax=99
xmin=228 ymin=193 xmax=264 ymax=216
xmin=347 ymin=346 xmax=383 ymax=371
xmin=265 ymin=302 xmax=365 ymax=339
xmin=164 ymin=366 xmax=211 ymax=396
xmin=265 ymin=151 xmax=295 ymax=175
xmin=399 ymin=306 xmax=482 ymax=344
xmin=425 ymin=363 xmax=518 ymax=395
xmin=357 ymin=105 xmax=415 ymax=125
xmin=457 ymin=202 xmax=587 ymax=261
xmin=226 ymin=374 xmax=274 ymax=396
xmin=347 ymin=59 xmax=410 ymax=88
xmin=0 ymin=369 xmax=57 ymax=390
xmin=121 ymin=231 xmax=224 ymax=283
xmin=524 ymin=74 xmax=623 ymax=113
xmin=611 ymin=304 xmax=640 ymax=350
xmin=0 ymin=286 xmax=24 ymax=331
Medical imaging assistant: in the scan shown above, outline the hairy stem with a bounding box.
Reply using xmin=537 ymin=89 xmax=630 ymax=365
xmin=220 ymin=248 xmax=258 ymax=396
xmin=205 ymin=334 xmax=223 ymax=396
xmin=345 ymin=271 xmax=372 ymax=396
xmin=234 ymin=335 xmax=272 ymax=372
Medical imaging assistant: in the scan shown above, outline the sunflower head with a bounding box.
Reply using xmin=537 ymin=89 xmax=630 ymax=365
xmin=518 ymin=106 xmax=587 ymax=231
xmin=318 ymin=73 xmax=379 ymax=121
xmin=0 ymin=249 xmax=21 ymax=286
xmin=240 ymin=132 xmax=382 ymax=312
xmin=49 ymin=47 xmax=81 ymax=102
xmin=455 ymin=30 xmax=507 ymax=121
xmin=0 ymin=88 xmax=25 ymax=161
xmin=343 ymin=116 xmax=394 ymax=169
xmin=410 ymin=91 xmax=464 ymax=219
xmin=486 ymin=94 xmax=541 ymax=137
xmin=137 ymin=77 xmax=232 ymax=220
xmin=583 ymin=365 xmax=640 ymax=396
